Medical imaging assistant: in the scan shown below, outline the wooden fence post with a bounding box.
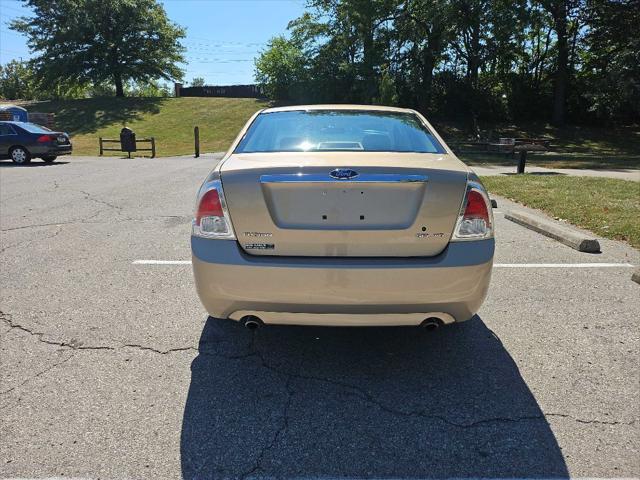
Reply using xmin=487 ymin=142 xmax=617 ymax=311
xmin=194 ymin=126 xmax=200 ymax=158
xmin=99 ymin=137 xmax=103 ymax=156
xmin=151 ymin=138 xmax=156 ymax=158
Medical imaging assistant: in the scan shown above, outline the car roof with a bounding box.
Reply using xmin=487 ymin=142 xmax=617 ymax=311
xmin=261 ymin=104 xmax=418 ymax=114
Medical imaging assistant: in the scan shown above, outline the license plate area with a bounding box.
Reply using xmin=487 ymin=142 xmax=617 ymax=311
xmin=261 ymin=181 xmax=427 ymax=230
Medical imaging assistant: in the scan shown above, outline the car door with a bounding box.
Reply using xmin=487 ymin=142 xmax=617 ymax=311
xmin=0 ymin=123 xmax=18 ymax=157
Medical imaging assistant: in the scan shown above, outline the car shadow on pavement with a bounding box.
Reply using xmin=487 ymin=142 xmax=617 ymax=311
xmin=181 ymin=316 xmax=568 ymax=479
xmin=0 ymin=161 xmax=70 ymax=167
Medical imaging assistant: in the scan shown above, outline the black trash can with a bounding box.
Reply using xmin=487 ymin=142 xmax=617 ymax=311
xmin=120 ymin=127 xmax=137 ymax=155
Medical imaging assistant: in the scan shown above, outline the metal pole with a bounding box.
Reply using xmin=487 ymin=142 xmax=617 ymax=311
xmin=517 ymin=150 xmax=527 ymax=174
xmin=194 ymin=126 xmax=200 ymax=158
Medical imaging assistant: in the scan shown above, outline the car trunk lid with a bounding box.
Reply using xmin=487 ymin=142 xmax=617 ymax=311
xmin=220 ymin=152 xmax=469 ymax=257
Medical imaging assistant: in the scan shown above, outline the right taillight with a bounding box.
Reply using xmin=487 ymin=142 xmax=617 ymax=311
xmin=452 ymin=180 xmax=494 ymax=241
xmin=192 ymin=176 xmax=236 ymax=239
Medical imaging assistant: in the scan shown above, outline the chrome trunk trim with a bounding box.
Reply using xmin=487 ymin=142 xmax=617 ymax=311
xmin=260 ymin=173 xmax=428 ymax=184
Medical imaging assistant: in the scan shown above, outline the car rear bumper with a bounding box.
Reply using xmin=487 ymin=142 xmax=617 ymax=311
xmin=191 ymin=237 xmax=494 ymax=326
xmin=29 ymin=144 xmax=72 ymax=156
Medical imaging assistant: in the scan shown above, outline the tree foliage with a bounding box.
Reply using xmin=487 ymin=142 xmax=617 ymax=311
xmin=255 ymin=0 xmax=639 ymax=124
xmin=254 ymin=36 xmax=308 ymax=101
xmin=0 ymin=59 xmax=87 ymax=100
xmin=0 ymin=60 xmax=37 ymax=100
xmin=10 ymin=0 xmax=186 ymax=97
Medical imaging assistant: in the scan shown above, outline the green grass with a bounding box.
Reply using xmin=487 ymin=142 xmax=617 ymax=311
xmin=459 ymin=152 xmax=640 ymax=169
xmin=481 ymin=175 xmax=640 ymax=248
xmin=11 ymin=97 xmax=640 ymax=167
xmin=20 ymin=97 xmax=269 ymax=156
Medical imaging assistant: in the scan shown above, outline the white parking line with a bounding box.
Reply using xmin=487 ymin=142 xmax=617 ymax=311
xmin=132 ymin=260 xmax=634 ymax=268
xmin=494 ymin=263 xmax=634 ymax=268
xmin=133 ymin=260 xmax=192 ymax=265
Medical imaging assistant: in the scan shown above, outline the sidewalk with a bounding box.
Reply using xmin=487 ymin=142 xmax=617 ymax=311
xmin=472 ymin=164 xmax=640 ymax=182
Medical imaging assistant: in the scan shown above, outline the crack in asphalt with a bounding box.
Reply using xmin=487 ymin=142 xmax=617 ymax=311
xmin=0 ymin=351 xmax=75 ymax=397
xmin=121 ymin=343 xmax=198 ymax=354
xmin=0 ymin=225 xmax=63 ymax=253
xmin=0 ymin=210 xmax=101 ymax=233
xmin=240 ymin=377 xmax=295 ymax=480
xmin=2 ymin=312 xmax=634 ymax=433
xmin=1 ymin=312 xmax=250 ymax=359
xmin=0 ymin=189 xmax=124 ymax=234
xmin=0 ymin=312 xmax=196 ymax=355
xmin=79 ymin=189 xmax=124 ymax=213
xmin=1 ymin=213 xmax=190 ymax=232
xmin=235 ymin=334 xmax=298 ymax=479
xmin=245 ymin=333 xmax=634 ymax=433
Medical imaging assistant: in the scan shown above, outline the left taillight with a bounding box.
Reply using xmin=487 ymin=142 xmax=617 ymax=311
xmin=192 ymin=176 xmax=235 ymax=239
xmin=36 ymin=134 xmax=55 ymax=143
xmin=451 ymin=180 xmax=494 ymax=241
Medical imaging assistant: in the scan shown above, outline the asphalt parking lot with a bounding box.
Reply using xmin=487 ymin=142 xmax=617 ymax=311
xmin=1 ymin=155 xmax=638 ymax=479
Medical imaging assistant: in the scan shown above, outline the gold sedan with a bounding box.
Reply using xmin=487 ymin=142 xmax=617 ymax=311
xmin=192 ymin=105 xmax=494 ymax=329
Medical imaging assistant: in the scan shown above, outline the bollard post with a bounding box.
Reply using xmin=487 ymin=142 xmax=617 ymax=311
xmin=517 ymin=150 xmax=527 ymax=174
xmin=194 ymin=126 xmax=200 ymax=158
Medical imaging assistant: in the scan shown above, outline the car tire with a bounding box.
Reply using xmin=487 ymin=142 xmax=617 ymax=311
xmin=10 ymin=147 xmax=31 ymax=165
xmin=42 ymin=156 xmax=57 ymax=163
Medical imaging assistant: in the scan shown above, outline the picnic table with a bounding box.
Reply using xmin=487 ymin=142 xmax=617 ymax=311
xmin=452 ymin=137 xmax=550 ymax=173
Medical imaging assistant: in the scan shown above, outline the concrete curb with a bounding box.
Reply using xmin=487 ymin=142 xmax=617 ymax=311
xmin=632 ymin=268 xmax=640 ymax=284
xmin=505 ymin=210 xmax=601 ymax=253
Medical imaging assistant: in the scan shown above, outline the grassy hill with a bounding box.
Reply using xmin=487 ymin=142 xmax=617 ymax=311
xmin=13 ymin=97 xmax=640 ymax=167
xmin=20 ymin=97 xmax=268 ymax=156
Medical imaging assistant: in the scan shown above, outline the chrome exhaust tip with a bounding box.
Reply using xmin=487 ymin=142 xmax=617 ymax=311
xmin=241 ymin=315 xmax=263 ymax=330
xmin=421 ymin=317 xmax=443 ymax=331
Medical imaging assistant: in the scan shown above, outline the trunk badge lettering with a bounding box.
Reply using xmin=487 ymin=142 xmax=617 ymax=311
xmin=244 ymin=232 xmax=273 ymax=237
xmin=244 ymin=243 xmax=275 ymax=250
xmin=330 ymin=169 xmax=359 ymax=180
xmin=417 ymin=232 xmax=445 ymax=238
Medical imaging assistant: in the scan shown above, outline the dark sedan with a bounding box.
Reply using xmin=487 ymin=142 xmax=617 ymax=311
xmin=0 ymin=121 xmax=72 ymax=165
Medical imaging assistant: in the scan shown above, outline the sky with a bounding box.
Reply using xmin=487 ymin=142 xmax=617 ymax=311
xmin=0 ymin=0 xmax=307 ymax=86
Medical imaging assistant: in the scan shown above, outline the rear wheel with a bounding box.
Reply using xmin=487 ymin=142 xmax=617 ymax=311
xmin=10 ymin=147 xmax=31 ymax=165
xmin=42 ymin=156 xmax=57 ymax=163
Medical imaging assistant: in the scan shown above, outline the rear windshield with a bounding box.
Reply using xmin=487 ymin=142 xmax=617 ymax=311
xmin=235 ymin=110 xmax=446 ymax=154
xmin=18 ymin=122 xmax=52 ymax=134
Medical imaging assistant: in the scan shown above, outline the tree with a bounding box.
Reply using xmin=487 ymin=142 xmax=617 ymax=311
xmin=395 ymin=0 xmax=454 ymax=112
xmin=255 ymin=36 xmax=308 ymax=101
xmin=253 ymin=0 xmax=637 ymax=124
xmin=539 ymin=0 xmax=583 ymax=124
xmin=304 ymin=0 xmax=401 ymax=103
xmin=578 ymin=0 xmax=640 ymax=121
xmin=191 ymin=77 xmax=206 ymax=87
xmin=11 ymin=0 xmax=186 ymax=97
xmin=0 ymin=60 xmax=36 ymax=100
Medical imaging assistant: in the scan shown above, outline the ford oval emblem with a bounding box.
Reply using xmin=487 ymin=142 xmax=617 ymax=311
xmin=330 ymin=168 xmax=359 ymax=180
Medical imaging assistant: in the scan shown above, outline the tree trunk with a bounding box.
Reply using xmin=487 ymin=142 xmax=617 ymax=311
xmin=552 ymin=1 xmax=568 ymax=125
xmin=362 ymin=23 xmax=376 ymax=103
xmin=114 ymin=74 xmax=124 ymax=97
xmin=419 ymin=53 xmax=435 ymax=113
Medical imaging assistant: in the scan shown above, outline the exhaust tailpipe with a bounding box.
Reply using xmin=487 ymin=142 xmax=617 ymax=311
xmin=421 ymin=317 xmax=443 ymax=331
xmin=241 ymin=315 xmax=263 ymax=330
